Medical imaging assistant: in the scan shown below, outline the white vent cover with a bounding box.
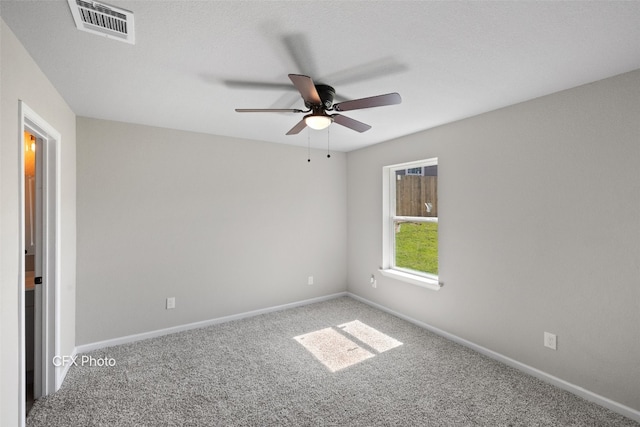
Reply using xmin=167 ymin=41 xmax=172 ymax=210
xmin=67 ymin=0 xmax=135 ymax=44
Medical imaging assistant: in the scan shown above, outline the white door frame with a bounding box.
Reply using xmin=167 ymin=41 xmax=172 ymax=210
xmin=18 ymin=101 xmax=61 ymax=425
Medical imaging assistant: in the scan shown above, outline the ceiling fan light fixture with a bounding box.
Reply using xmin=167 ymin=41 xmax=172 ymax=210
xmin=305 ymin=115 xmax=332 ymax=130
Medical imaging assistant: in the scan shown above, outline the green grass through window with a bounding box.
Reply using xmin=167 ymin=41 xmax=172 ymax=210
xmin=395 ymin=221 xmax=438 ymax=275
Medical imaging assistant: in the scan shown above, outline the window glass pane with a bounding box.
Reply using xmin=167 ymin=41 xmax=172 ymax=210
xmin=385 ymin=158 xmax=438 ymax=282
xmin=395 ymin=170 xmax=437 ymax=217
xmin=394 ymin=220 xmax=438 ymax=275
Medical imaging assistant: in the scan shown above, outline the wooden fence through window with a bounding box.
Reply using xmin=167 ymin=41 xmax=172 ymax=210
xmin=396 ymin=176 xmax=438 ymax=217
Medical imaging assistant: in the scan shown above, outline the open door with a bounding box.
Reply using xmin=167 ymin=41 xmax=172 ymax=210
xmin=19 ymin=101 xmax=61 ymax=426
xmin=33 ymin=134 xmax=44 ymax=400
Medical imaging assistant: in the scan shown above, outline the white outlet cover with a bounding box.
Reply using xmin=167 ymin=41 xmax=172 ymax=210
xmin=544 ymin=332 xmax=557 ymax=350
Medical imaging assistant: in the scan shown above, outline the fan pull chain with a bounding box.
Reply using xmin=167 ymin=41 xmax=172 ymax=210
xmin=307 ymin=129 xmax=311 ymax=162
xmin=326 ymin=127 xmax=331 ymax=158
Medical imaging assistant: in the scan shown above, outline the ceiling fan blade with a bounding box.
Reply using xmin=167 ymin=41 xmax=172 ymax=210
xmin=235 ymin=108 xmax=304 ymax=113
xmin=289 ymin=74 xmax=322 ymax=106
xmin=282 ymin=34 xmax=318 ymax=77
xmin=286 ymin=118 xmax=308 ymax=135
xmin=331 ymin=114 xmax=372 ymax=133
xmin=224 ymin=80 xmax=295 ymax=91
xmin=322 ymin=57 xmax=408 ymax=86
xmin=333 ymin=93 xmax=402 ymax=112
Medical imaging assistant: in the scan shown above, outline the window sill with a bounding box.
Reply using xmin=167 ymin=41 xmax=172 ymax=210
xmin=379 ymin=269 xmax=442 ymax=291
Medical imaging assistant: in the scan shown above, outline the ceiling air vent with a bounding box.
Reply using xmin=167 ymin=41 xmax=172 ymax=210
xmin=67 ymin=0 xmax=135 ymax=44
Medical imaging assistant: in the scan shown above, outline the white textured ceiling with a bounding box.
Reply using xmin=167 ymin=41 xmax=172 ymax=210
xmin=2 ymin=1 xmax=640 ymax=152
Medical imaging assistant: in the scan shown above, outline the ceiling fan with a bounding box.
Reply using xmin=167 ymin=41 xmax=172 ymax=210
xmin=235 ymin=74 xmax=402 ymax=135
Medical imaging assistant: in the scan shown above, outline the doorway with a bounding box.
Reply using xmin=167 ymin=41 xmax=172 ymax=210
xmin=18 ymin=101 xmax=61 ymax=424
xmin=23 ymin=129 xmax=38 ymax=414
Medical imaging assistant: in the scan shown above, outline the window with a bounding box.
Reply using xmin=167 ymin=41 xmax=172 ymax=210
xmin=381 ymin=158 xmax=440 ymax=290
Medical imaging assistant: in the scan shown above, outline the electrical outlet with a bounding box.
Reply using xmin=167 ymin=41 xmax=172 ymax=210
xmin=370 ymin=274 xmax=377 ymax=288
xmin=308 ymin=276 xmax=314 ymax=285
xmin=544 ymin=332 xmax=557 ymax=350
xmin=166 ymin=297 xmax=175 ymax=310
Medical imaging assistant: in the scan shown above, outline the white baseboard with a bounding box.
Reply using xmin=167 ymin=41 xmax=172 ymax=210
xmin=57 ymin=346 xmax=77 ymax=390
xmin=347 ymin=292 xmax=640 ymax=424
xmin=75 ymin=292 xmax=348 ymax=355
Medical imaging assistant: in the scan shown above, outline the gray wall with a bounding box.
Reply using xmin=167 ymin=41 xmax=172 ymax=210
xmin=347 ymin=70 xmax=640 ymax=411
xmin=0 ymin=19 xmax=77 ymax=425
xmin=76 ymin=118 xmax=347 ymax=344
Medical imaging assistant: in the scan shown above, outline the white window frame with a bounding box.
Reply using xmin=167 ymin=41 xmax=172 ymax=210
xmin=381 ymin=158 xmax=441 ymax=291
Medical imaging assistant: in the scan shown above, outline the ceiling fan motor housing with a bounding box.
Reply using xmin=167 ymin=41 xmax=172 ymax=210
xmin=315 ymin=84 xmax=335 ymax=109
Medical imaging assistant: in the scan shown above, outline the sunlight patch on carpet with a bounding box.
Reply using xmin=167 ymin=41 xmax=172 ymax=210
xmin=294 ymin=321 xmax=402 ymax=372
xmin=337 ymin=320 xmax=403 ymax=353
xmin=294 ymin=327 xmax=374 ymax=372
